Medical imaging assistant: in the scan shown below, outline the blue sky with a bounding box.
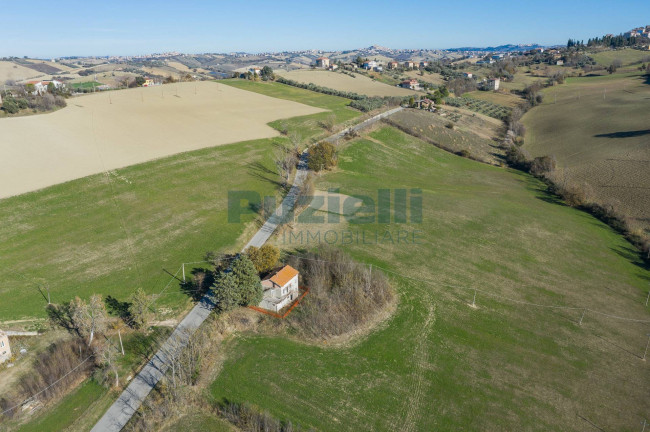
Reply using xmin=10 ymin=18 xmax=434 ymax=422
xmin=2 ymin=0 xmax=648 ymax=57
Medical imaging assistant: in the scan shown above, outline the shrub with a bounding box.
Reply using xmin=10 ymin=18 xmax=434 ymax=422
xmin=246 ymin=244 xmax=281 ymax=274
xmin=308 ymin=141 xmax=337 ymax=172
xmin=286 ymin=247 xmax=394 ymax=339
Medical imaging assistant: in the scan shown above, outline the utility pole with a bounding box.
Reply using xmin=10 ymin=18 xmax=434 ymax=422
xmin=641 ymin=419 xmax=647 ymax=432
xmin=45 ymin=283 xmax=51 ymax=305
xmin=472 ymin=289 xmax=477 ymax=308
xmin=182 ymin=263 xmax=186 ymax=282
xmin=643 ymin=334 xmax=650 ymax=361
xmin=579 ymin=309 xmax=586 ymax=326
xmin=118 ymin=329 xmax=125 ymax=356
xmin=645 ymin=289 xmax=649 ymax=307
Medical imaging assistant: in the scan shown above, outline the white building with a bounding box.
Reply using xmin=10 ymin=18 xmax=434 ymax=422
xmin=0 ymin=330 xmax=11 ymax=364
xmin=259 ymin=265 xmax=300 ymax=313
xmin=363 ymin=60 xmax=378 ymax=69
xmin=485 ymin=78 xmax=500 ymax=91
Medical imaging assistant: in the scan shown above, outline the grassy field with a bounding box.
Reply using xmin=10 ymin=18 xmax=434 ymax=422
xmin=387 ymin=108 xmax=503 ymax=164
xmin=211 ymin=126 xmax=649 ymax=431
xmin=276 ymin=69 xmax=417 ymax=97
xmin=0 ymin=81 xmax=360 ymax=321
xmin=161 ymin=413 xmax=235 ymax=432
xmin=590 ymin=48 xmax=650 ymax=66
xmin=221 ymin=79 xmax=361 ymax=141
xmin=522 ymin=71 xmax=650 ymax=232
xmin=70 ymin=81 xmax=104 ymax=90
xmin=464 ymin=89 xmax=524 ymax=107
xmin=0 ymin=81 xmax=323 ymax=198
xmin=15 ymin=380 xmax=107 ymax=432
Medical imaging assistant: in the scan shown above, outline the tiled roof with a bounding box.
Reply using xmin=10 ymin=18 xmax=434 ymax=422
xmin=270 ymin=265 xmax=299 ymax=287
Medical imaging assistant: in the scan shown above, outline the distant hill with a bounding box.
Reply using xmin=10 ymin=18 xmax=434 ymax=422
xmin=446 ymin=44 xmax=546 ymax=52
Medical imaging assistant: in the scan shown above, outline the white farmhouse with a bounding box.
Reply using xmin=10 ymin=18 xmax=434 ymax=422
xmin=259 ymin=265 xmax=300 ymax=313
xmin=0 ymin=330 xmax=11 ymax=364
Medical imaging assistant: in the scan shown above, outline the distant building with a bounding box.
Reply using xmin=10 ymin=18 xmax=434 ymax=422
xmin=463 ymin=72 xmax=473 ymax=78
xmin=142 ymin=78 xmax=156 ymax=87
xmin=259 ymin=265 xmax=300 ymax=313
xmin=419 ymin=61 xmax=429 ymax=68
xmin=248 ymin=67 xmax=262 ymax=75
xmin=400 ymin=79 xmax=420 ymax=90
xmin=0 ymin=331 xmax=11 ymax=364
xmin=387 ymin=61 xmax=399 ymax=69
xmin=328 ymin=64 xmax=339 ymax=70
xmin=315 ymin=57 xmax=330 ymax=68
xmin=404 ymin=61 xmax=415 ymax=69
xmin=374 ymin=66 xmax=383 ymax=72
xmin=363 ymin=60 xmax=378 ymax=69
xmin=485 ymin=78 xmax=500 ymax=91
xmin=555 ymin=60 xmax=564 ymax=66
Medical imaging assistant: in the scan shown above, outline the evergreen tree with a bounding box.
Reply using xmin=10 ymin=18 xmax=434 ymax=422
xmin=230 ymin=255 xmax=263 ymax=306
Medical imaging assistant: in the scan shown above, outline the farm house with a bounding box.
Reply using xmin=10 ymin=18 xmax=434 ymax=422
xmin=0 ymin=330 xmax=11 ymax=364
xmin=259 ymin=265 xmax=300 ymax=313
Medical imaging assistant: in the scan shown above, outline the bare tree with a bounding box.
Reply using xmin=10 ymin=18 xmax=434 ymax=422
xmin=129 ymin=287 xmax=152 ymax=329
xmin=70 ymin=294 xmax=108 ymax=345
xmin=95 ymin=340 xmax=120 ymax=387
xmin=274 ymin=143 xmax=298 ymax=189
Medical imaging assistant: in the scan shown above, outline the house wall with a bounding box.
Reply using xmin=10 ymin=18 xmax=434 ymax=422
xmin=0 ymin=333 xmax=11 ymax=363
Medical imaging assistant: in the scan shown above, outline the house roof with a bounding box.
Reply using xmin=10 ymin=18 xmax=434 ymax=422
xmin=270 ymin=265 xmax=299 ymax=287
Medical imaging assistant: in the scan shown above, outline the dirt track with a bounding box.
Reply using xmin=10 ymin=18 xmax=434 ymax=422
xmin=0 ymin=81 xmax=323 ymax=199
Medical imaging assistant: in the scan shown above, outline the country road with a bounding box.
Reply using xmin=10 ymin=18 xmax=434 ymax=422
xmin=90 ymin=106 xmax=403 ymax=432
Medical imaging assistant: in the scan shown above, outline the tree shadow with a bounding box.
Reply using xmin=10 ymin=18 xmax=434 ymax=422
xmin=180 ymin=267 xmax=215 ymax=301
xmin=594 ymin=129 xmax=650 ymax=139
xmin=45 ymin=303 xmax=76 ymax=332
xmin=247 ymin=161 xmax=283 ymax=189
xmin=105 ymin=295 xmax=133 ymax=325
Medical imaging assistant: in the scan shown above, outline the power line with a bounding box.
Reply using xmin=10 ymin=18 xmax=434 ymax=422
xmin=0 ymin=355 xmax=93 ymax=417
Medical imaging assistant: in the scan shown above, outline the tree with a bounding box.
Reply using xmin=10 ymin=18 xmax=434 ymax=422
xmin=128 ymin=287 xmax=151 ymax=329
xmin=135 ymin=76 xmax=146 ymax=86
xmin=261 ymin=66 xmax=274 ymax=81
xmin=307 ymin=141 xmax=337 ymax=172
xmin=211 ymin=255 xmax=262 ymax=312
xmin=69 ymin=294 xmax=108 ymax=345
xmin=246 ymin=244 xmax=280 ymax=273
xmin=274 ymin=142 xmax=298 ymax=188
xmin=95 ymin=341 xmax=120 ymax=387
xmin=230 ymin=255 xmax=263 ymax=306
xmin=212 ymin=271 xmax=240 ymax=312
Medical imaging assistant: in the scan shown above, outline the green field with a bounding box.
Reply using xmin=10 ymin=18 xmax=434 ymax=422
xmin=522 ymin=71 xmax=650 ymax=231
xmin=220 ymin=79 xmax=361 ymax=141
xmin=70 ymin=81 xmax=104 ymax=89
xmin=0 ymin=81 xmax=360 ymax=321
xmin=210 ymin=126 xmax=649 ymax=431
xmin=16 ymin=380 xmax=108 ymax=432
xmin=590 ymin=48 xmax=650 ymax=66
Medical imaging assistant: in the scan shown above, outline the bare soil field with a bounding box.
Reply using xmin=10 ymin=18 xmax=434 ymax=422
xmin=0 ymin=81 xmax=323 ymax=198
xmin=276 ymin=69 xmax=417 ymax=97
xmin=523 ymin=72 xmax=650 ymax=231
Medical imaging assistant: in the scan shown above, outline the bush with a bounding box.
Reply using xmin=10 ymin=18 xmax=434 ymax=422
xmin=308 ymin=141 xmax=337 ymax=171
xmin=286 ymin=247 xmax=394 ymax=339
xmin=1 ymin=98 xmax=19 ymax=114
xmin=246 ymin=244 xmax=281 ymax=274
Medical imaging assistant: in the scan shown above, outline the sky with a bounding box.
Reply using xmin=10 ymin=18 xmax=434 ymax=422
xmin=1 ymin=0 xmax=649 ymax=58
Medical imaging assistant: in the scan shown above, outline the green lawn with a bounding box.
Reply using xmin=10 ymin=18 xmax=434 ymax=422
xmin=210 ymin=126 xmax=649 ymax=431
xmin=0 ymin=80 xmax=360 ymax=321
